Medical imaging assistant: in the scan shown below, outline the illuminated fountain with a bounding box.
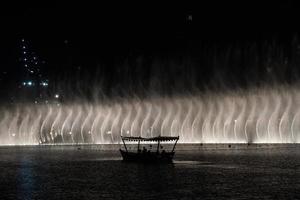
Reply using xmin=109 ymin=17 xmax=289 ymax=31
xmin=1 ymin=84 xmax=300 ymax=145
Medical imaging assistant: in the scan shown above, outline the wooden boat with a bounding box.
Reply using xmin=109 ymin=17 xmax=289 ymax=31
xmin=120 ymin=136 xmax=179 ymax=163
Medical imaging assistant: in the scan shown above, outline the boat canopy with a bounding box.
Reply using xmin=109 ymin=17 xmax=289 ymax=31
xmin=121 ymin=136 xmax=179 ymax=142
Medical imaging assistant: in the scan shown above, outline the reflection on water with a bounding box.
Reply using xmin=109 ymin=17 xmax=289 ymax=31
xmin=0 ymin=146 xmax=300 ymax=199
xmin=17 ymin=157 xmax=35 ymax=200
xmin=174 ymin=160 xmax=238 ymax=169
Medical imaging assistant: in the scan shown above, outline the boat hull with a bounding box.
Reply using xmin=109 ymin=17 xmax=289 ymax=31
xmin=120 ymin=150 xmax=174 ymax=163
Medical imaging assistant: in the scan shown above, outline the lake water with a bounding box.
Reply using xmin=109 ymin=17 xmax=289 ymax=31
xmin=0 ymin=145 xmax=300 ymax=199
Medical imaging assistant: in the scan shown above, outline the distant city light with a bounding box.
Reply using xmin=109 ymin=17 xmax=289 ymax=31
xmin=41 ymin=82 xmax=48 ymax=87
xmin=55 ymin=94 xmax=60 ymax=98
xmin=19 ymin=39 xmax=48 ymax=101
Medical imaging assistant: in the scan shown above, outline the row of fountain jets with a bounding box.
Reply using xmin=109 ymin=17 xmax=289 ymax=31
xmin=1 ymin=86 xmax=300 ymax=145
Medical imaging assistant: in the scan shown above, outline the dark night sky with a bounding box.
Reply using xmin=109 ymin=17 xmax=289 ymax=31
xmin=1 ymin=1 xmax=300 ymax=101
xmin=1 ymin=1 xmax=299 ymax=62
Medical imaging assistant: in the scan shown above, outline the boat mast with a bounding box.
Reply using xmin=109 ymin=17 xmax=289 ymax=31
xmin=122 ymin=137 xmax=128 ymax=152
xmin=156 ymin=140 xmax=160 ymax=153
xmin=171 ymin=137 xmax=179 ymax=153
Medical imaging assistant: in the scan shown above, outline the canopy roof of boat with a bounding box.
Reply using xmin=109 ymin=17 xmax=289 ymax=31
xmin=121 ymin=136 xmax=179 ymax=142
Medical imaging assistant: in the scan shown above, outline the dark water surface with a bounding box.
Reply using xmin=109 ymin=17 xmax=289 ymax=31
xmin=0 ymin=146 xmax=300 ymax=200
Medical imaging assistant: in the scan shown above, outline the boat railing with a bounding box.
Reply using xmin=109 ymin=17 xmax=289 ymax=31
xmin=120 ymin=136 xmax=179 ymax=154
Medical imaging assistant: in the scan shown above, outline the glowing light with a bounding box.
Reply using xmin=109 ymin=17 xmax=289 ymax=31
xmin=55 ymin=94 xmax=59 ymax=98
xmin=41 ymin=82 xmax=48 ymax=87
xmin=3 ymin=85 xmax=300 ymax=144
xmin=27 ymin=81 xmax=33 ymax=86
xmin=12 ymin=133 xmax=16 ymax=137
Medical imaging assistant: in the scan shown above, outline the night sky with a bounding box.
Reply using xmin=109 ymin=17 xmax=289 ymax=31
xmin=0 ymin=1 xmax=300 ymax=102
